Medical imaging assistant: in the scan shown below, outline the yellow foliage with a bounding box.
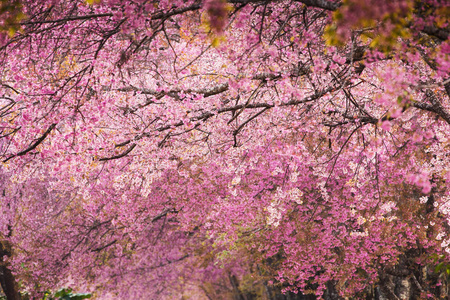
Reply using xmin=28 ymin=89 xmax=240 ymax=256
xmin=86 ymin=0 xmax=101 ymax=4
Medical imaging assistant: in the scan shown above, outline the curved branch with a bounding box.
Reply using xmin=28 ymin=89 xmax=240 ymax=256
xmin=3 ymin=123 xmax=56 ymax=163
xmin=294 ymin=0 xmax=341 ymax=11
xmin=99 ymin=143 xmax=136 ymax=161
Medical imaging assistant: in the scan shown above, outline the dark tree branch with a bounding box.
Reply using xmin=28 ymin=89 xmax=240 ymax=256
xmin=412 ymin=101 xmax=437 ymax=113
xmin=421 ymin=25 xmax=449 ymax=41
xmin=152 ymin=3 xmax=202 ymax=20
xmin=91 ymin=239 xmax=118 ymax=252
xmin=3 ymin=123 xmax=56 ymax=163
xmin=99 ymin=143 xmax=136 ymax=161
xmin=233 ymin=107 xmax=269 ymax=146
xmin=117 ymin=67 xmax=312 ymax=106
xmin=119 ymin=83 xmax=229 ymax=98
xmin=294 ymin=0 xmax=341 ymax=11
xmin=21 ymin=13 xmax=114 ymax=25
xmin=424 ymin=89 xmax=450 ymax=125
xmin=152 ymin=208 xmax=178 ymax=223
xmin=102 ymin=87 xmax=335 ymax=158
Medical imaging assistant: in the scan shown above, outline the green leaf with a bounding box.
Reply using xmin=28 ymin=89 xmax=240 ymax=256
xmin=69 ymin=294 xmax=92 ymax=300
xmin=435 ymin=262 xmax=445 ymax=272
xmin=54 ymin=288 xmax=72 ymax=298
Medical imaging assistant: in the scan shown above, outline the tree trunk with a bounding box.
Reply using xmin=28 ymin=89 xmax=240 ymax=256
xmin=0 ymin=241 xmax=21 ymax=300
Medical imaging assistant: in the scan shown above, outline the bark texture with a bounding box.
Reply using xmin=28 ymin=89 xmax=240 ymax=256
xmin=0 ymin=241 xmax=21 ymax=300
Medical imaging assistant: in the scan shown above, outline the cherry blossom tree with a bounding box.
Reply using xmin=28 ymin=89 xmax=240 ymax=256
xmin=0 ymin=0 xmax=449 ymax=299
